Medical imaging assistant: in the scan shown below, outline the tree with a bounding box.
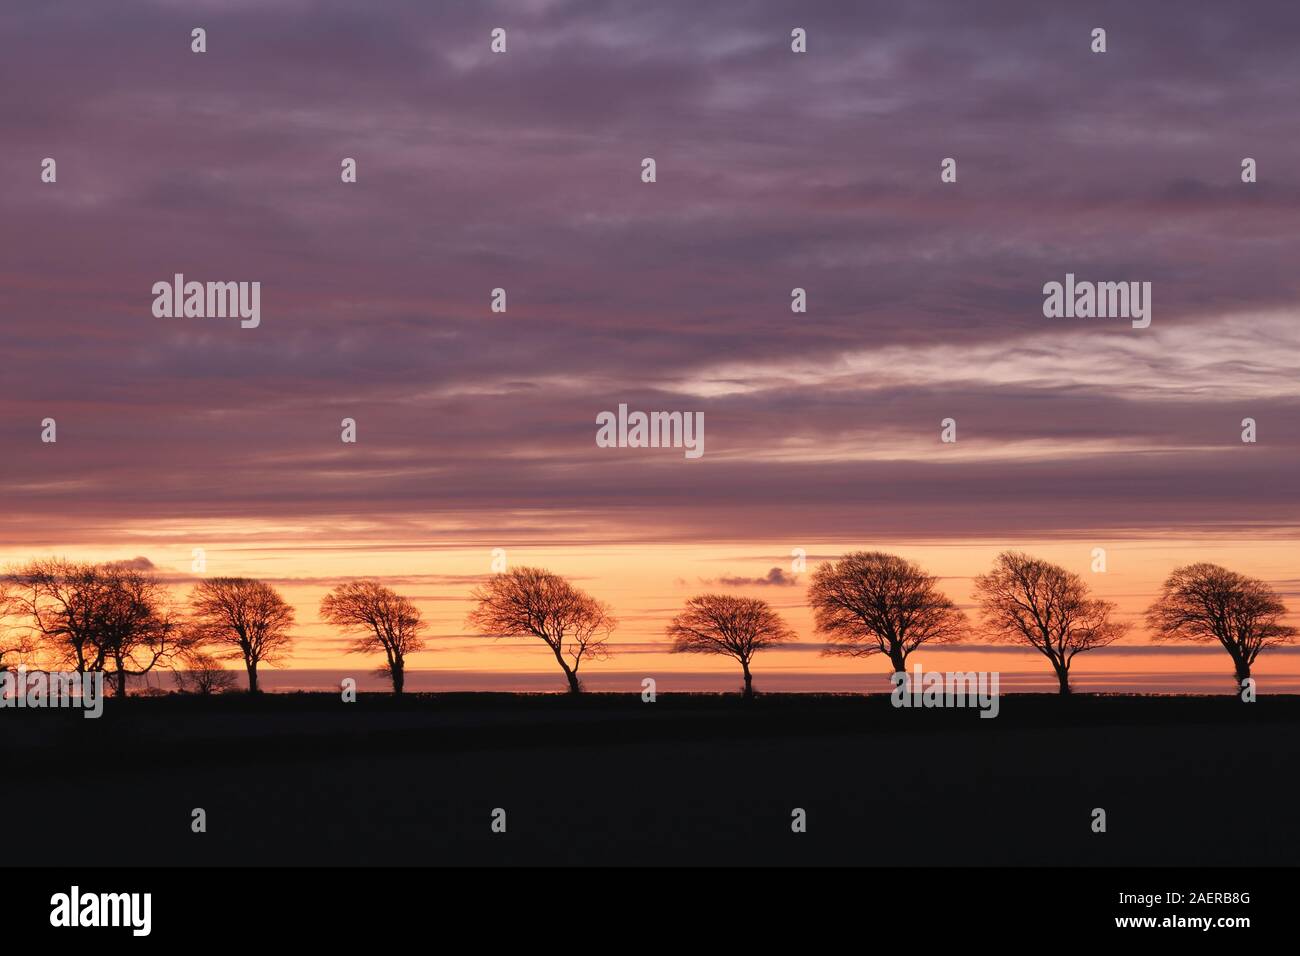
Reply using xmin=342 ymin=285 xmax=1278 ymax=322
xmin=189 ymin=578 xmax=295 ymax=693
xmin=0 ymin=579 xmax=24 ymax=669
xmin=6 ymin=559 xmax=114 ymax=673
xmin=666 ymin=594 xmax=796 ymax=699
xmin=320 ymin=580 xmax=426 ymax=694
xmin=174 ymin=651 xmax=239 ymax=695
xmin=973 ymin=551 xmax=1127 ymax=695
xmin=808 ymin=551 xmax=966 ymax=677
xmin=1146 ymin=563 xmax=1296 ymax=687
xmin=95 ymin=563 xmax=187 ymax=697
xmin=466 ymin=567 xmax=613 ymax=694
xmin=5 ymin=558 xmax=185 ymax=694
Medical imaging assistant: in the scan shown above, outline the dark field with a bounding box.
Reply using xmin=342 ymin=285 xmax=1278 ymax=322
xmin=6 ymin=693 xmax=1298 ymax=866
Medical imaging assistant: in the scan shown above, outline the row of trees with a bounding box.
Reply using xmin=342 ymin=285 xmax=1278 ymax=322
xmin=0 ymin=561 xmax=425 ymax=696
xmin=0 ymin=560 xmax=295 ymax=695
xmin=2 ymin=552 xmax=1295 ymax=698
xmin=469 ymin=553 xmax=1296 ymax=697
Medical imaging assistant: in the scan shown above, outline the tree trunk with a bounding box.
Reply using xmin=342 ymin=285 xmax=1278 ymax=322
xmin=1234 ymin=660 xmax=1251 ymax=685
xmin=246 ymin=660 xmax=260 ymax=694
xmin=888 ymin=647 xmax=908 ymax=677
xmin=741 ymin=662 xmax=754 ymax=700
xmin=114 ymin=660 xmax=129 ymax=698
xmin=562 ymin=665 xmax=582 ymax=695
xmin=391 ymin=660 xmax=405 ymax=695
xmin=1056 ymin=667 xmax=1071 ymax=696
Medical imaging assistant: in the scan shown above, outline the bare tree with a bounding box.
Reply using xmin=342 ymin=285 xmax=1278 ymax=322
xmin=320 ymin=580 xmax=426 ymax=694
xmin=973 ymin=551 xmax=1127 ymax=695
xmin=189 ymin=578 xmax=295 ymax=693
xmin=0 ymin=579 xmax=24 ymax=670
xmin=4 ymin=559 xmax=185 ymax=693
xmin=95 ymin=564 xmax=187 ymax=697
xmin=1146 ymin=563 xmax=1296 ymax=687
xmin=467 ymin=567 xmax=613 ymax=694
xmin=808 ymin=551 xmax=967 ymax=677
xmin=6 ymin=559 xmax=114 ymax=673
xmin=174 ymin=651 xmax=240 ymax=695
xmin=667 ymin=594 xmax=796 ymax=699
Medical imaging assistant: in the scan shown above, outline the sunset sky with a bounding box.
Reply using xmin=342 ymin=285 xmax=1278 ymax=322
xmin=2 ymin=1 xmax=1298 ymax=692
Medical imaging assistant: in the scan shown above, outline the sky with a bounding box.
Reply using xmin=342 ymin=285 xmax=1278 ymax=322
xmin=2 ymin=0 xmax=1298 ymax=692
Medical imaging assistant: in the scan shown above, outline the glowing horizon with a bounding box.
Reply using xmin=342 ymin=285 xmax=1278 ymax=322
xmin=4 ymin=532 xmax=1297 ymax=695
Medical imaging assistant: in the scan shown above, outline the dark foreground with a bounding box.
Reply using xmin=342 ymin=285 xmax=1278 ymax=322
xmin=5 ymin=693 xmax=1298 ymax=866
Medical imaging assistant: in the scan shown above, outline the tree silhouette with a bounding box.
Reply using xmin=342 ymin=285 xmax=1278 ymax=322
xmin=667 ymin=594 xmax=796 ymax=699
xmin=467 ymin=567 xmax=613 ymax=694
xmin=7 ymin=559 xmax=113 ymax=673
xmin=0 ymin=579 xmax=25 ymax=669
xmin=95 ymin=563 xmax=187 ymax=696
xmin=808 ymin=551 xmax=966 ymax=677
xmin=1146 ymin=562 xmax=1296 ymax=687
xmin=174 ymin=651 xmax=239 ymax=695
xmin=320 ymin=580 xmax=426 ymax=694
xmin=189 ymin=577 xmax=295 ymax=693
xmin=973 ymin=550 xmax=1126 ymax=695
xmin=5 ymin=558 xmax=184 ymax=693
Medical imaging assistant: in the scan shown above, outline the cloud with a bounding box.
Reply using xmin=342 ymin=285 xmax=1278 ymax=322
xmin=101 ymin=556 xmax=157 ymax=570
xmin=710 ymin=567 xmax=800 ymax=588
xmin=3 ymin=0 xmax=1300 ymax=549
